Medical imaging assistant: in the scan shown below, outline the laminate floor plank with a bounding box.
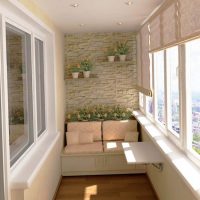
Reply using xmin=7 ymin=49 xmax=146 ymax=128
xmin=55 ymin=174 xmax=158 ymax=200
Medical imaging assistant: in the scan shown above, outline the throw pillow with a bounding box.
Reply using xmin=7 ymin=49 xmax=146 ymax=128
xmin=66 ymin=131 xmax=79 ymax=145
xmin=124 ymin=131 xmax=139 ymax=142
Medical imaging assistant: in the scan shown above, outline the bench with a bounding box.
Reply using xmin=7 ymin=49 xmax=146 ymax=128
xmin=61 ymin=120 xmax=146 ymax=176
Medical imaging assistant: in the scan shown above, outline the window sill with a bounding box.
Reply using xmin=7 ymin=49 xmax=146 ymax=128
xmin=133 ymin=110 xmax=200 ymax=199
xmin=10 ymin=132 xmax=60 ymax=190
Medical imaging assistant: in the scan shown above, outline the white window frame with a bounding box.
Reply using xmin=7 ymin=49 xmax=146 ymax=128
xmin=139 ymin=92 xmax=145 ymax=112
xmin=33 ymin=34 xmax=48 ymax=141
xmin=145 ymin=53 xmax=154 ymax=120
xmin=148 ymin=41 xmax=200 ymax=168
xmin=0 ymin=1 xmax=57 ymax=198
xmin=165 ymin=46 xmax=182 ymax=148
xmin=183 ymin=40 xmax=200 ymax=167
xmin=153 ymin=50 xmax=167 ymax=133
xmin=6 ymin=21 xmax=36 ymax=166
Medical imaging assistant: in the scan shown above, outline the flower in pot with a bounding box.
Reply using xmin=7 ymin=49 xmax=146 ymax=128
xmin=107 ymin=48 xmax=116 ymax=62
xmin=116 ymin=41 xmax=129 ymax=61
xmin=70 ymin=64 xmax=80 ymax=79
xmin=80 ymin=59 xmax=92 ymax=78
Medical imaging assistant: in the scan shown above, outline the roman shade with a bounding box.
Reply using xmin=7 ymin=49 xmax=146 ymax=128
xmin=137 ymin=24 xmax=152 ymax=96
xmin=179 ymin=0 xmax=200 ymax=39
xmin=136 ymin=33 xmax=142 ymax=87
xmin=149 ymin=15 xmax=161 ymax=51
xmin=162 ymin=2 xmax=177 ymax=46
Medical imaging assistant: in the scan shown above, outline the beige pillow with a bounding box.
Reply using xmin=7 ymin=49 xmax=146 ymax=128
xmin=79 ymin=132 xmax=93 ymax=144
xmin=66 ymin=131 xmax=79 ymax=145
xmin=124 ymin=131 xmax=139 ymax=142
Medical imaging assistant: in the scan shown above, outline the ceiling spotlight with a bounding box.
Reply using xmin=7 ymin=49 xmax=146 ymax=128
xmin=80 ymin=23 xmax=85 ymax=27
xmin=125 ymin=1 xmax=133 ymax=5
xmin=71 ymin=3 xmax=79 ymax=8
xmin=117 ymin=22 xmax=123 ymax=25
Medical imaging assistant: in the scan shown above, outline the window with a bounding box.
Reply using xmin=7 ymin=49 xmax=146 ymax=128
xmin=146 ymin=96 xmax=153 ymax=115
xmin=154 ymin=50 xmax=165 ymax=126
xmin=166 ymin=46 xmax=180 ymax=136
xmin=139 ymin=92 xmax=144 ymax=108
xmin=35 ymin=38 xmax=46 ymax=137
xmin=185 ymin=38 xmax=200 ymax=156
xmin=6 ymin=23 xmax=34 ymax=165
xmin=6 ymin=23 xmax=47 ymax=166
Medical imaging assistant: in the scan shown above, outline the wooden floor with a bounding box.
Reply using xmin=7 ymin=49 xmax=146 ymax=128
xmin=55 ymin=174 xmax=158 ymax=200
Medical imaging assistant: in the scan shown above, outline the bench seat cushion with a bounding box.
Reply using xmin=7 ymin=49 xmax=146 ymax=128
xmin=64 ymin=142 xmax=103 ymax=154
xmin=103 ymin=141 xmax=126 ymax=153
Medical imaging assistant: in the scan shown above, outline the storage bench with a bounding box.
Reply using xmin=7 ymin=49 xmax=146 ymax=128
xmin=61 ymin=120 xmax=146 ymax=176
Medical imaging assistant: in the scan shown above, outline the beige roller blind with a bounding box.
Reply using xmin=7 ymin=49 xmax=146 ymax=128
xmin=149 ymin=15 xmax=161 ymax=51
xmin=179 ymin=0 xmax=200 ymax=40
xmin=137 ymin=24 xmax=152 ymax=97
xmin=162 ymin=2 xmax=177 ymax=46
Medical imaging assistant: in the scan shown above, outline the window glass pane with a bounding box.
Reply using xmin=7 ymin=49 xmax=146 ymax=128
xmin=139 ymin=92 xmax=144 ymax=108
xmin=146 ymin=96 xmax=153 ymax=115
xmin=35 ymin=38 xmax=46 ymax=137
xmin=186 ymin=38 xmax=200 ymax=155
xmin=6 ymin=24 xmax=33 ymax=165
xmin=154 ymin=50 xmax=165 ymax=125
xmin=166 ymin=46 xmax=180 ymax=135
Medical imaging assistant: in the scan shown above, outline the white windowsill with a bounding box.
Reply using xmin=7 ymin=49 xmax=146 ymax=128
xmin=133 ymin=110 xmax=200 ymax=200
xmin=10 ymin=132 xmax=60 ymax=190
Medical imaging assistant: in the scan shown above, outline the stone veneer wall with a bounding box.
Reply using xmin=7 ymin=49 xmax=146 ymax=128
xmin=7 ymin=35 xmax=24 ymax=110
xmin=64 ymin=32 xmax=138 ymax=113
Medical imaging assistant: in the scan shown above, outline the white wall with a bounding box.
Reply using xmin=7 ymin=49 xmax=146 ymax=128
xmin=8 ymin=1 xmax=65 ymax=200
xmin=141 ymin=128 xmax=198 ymax=200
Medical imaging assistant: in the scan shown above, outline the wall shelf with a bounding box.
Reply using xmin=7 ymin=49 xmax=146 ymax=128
xmin=65 ymin=74 xmax=98 ymax=80
xmin=95 ymin=60 xmax=136 ymax=65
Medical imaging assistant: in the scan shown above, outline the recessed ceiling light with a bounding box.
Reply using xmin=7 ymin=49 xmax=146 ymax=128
xmin=117 ymin=22 xmax=123 ymax=25
xmin=80 ymin=23 xmax=85 ymax=27
xmin=125 ymin=1 xmax=133 ymax=6
xmin=71 ymin=3 xmax=79 ymax=8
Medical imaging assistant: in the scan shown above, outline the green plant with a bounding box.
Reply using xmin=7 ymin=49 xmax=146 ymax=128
xmin=116 ymin=41 xmax=129 ymax=55
xmin=9 ymin=107 xmax=24 ymax=125
xmin=80 ymin=59 xmax=92 ymax=71
xmin=107 ymin=48 xmax=116 ymax=56
xmin=70 ymin=64 xmax=81 ymax=73
xmin=66 ymin=105 xmax=133 ymax=122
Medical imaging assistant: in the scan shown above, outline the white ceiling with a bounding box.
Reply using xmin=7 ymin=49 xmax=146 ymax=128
xmin=32 ymin=0 xmax=165 ymax=34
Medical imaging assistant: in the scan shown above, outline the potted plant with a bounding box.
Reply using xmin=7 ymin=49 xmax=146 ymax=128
xmin=116 ymin=41 xmax=129 ymax=61
xmin=80 ymin=59 xmax=92 ymax=78
xmin=107 ymin=48 xmax=116 ymax=62
xmin=70 ymin=64 xmax=80 ymax=79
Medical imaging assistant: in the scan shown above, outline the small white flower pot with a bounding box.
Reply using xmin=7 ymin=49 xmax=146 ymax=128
xmin=108 ymin=56 xmax=115 ymax=62
xmin=83 ymin=71 xmax=90 ymax=78
xmin=119 ymin=55 xmax=126 ymax=61
xmin=72 ymin=72 xmax=79 ymax=79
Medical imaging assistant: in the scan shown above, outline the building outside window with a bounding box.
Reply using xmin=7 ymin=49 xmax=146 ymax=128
xmin=166 ymin=46 xmax=180 ymax=136
xmin=154 ymin=50 xmax=165 ymax=126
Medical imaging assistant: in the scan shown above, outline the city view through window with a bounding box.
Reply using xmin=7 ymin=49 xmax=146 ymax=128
xmin=166 ymin=46 xmax=180 ymax=135
xmin=154 ymin=50 xmax=165 ymax=126
xmin=186 ymin=39 xmax=200 ymax=155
